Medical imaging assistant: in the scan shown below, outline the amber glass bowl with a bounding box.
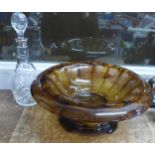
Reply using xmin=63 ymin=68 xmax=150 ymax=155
xmin=61 ymin=37 xmax=115 ymax=60
xmin=63 ymin=37 xmax=114 ymax=53
xmin=31 ymin=62 xmax=152 ymax=134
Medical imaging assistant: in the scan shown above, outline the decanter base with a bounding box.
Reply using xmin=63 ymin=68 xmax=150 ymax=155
xmin=59 ymin=117 xmax=118 ymax=134
xmin=16 ymin=102 xmax=36 ymax=107
xmin=12 ymin=92 xmax=37 ymax=107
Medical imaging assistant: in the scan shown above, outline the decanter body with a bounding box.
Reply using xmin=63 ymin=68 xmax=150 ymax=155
xmin=12 ymin=38 xmax=36 ymax=106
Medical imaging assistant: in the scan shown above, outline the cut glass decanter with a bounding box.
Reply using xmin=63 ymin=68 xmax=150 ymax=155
xmin=11 ymin=12 xmax=36 ymax=106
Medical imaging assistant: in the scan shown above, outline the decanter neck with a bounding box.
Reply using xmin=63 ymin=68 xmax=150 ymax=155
xmin=16 ymin=37 xmax=30 ymax=63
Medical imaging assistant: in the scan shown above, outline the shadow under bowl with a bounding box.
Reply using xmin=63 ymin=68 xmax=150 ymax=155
xmin=31 ymin=62 xmax=152 ymax=134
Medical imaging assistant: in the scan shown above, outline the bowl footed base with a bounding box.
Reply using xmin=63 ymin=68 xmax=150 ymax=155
xmin=59 ymin=117 xmax=118 ymax=134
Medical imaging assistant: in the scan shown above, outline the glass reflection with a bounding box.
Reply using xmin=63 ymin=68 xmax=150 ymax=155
xmin=0 ymin=12 xmax=155 ymax=66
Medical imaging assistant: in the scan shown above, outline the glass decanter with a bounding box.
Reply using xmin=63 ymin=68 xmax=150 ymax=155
xmin=11 ymin=12 xmax=36 ymax=106
xmin=28 ymin=12 xmax=47 ymax=60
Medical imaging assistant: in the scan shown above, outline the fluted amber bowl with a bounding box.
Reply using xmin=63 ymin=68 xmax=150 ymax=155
xmin=31 ymin=62 xmax=152 ymax=134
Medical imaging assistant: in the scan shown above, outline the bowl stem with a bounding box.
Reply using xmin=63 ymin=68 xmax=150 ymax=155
xmin=58 ymin=117 xmax=118 ymax=134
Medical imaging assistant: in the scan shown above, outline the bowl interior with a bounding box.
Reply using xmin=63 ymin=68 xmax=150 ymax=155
xmin=40 ymin=62 xmax=148 ymax=109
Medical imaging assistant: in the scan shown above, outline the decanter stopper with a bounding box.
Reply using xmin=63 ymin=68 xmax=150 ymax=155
xmin=11 ymin=12 xmax=28 ymax=38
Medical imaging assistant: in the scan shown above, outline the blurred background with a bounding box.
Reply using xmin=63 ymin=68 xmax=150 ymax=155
xmin=1 ymin=12 xmax=155 ymax=65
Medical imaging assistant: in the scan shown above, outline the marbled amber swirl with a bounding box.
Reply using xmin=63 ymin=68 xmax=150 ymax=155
xmin=31 ymin=62 xmax=152 ymax=123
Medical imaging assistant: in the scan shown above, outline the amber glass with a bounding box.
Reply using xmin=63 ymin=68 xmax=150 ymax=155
xmin=31 ymin=62 xmax=152 ymax=134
